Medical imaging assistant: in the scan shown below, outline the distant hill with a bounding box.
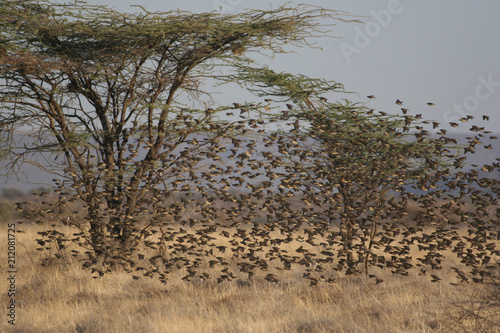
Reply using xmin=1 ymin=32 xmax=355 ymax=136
xmin=1 ymin=132 xmax=498 ymax=194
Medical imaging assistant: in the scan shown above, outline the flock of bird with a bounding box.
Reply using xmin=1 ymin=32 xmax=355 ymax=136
xmin=27 ymin=96 xmax=500 ymax=286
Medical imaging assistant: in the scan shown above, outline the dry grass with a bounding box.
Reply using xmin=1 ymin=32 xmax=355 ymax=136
xmin=1 ymin=224 xmax=498 ymax=333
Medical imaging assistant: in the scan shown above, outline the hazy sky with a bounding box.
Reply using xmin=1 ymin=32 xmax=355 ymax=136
xmin=74 ymin=0 xmax=500 ymax=130
xmin=2 ymin=0 xmax=500 ymax=191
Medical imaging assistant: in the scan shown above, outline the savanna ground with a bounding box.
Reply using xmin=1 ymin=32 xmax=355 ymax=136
xmin=1 ymin=213 xmax=499 ymax=333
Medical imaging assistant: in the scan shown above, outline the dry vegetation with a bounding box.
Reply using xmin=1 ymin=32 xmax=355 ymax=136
xmin=2 ymin=222 xmax=498 ymax=333
xmin=1 ymin=2 xmax=499 ymax=332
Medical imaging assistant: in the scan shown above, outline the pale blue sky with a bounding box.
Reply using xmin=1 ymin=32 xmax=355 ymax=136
xmin=2 ymin=0 xmax=500 ymax=191
xmin=75 ymin=0 xmax=500 ymax=130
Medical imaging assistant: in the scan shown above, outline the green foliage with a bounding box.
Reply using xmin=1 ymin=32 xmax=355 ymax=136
xmin=218 ymin=64 xmax=347 ymax=103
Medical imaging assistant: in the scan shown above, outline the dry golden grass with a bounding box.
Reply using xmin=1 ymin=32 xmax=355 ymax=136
xmin=1 ymin=224 xmax=499 ymax=333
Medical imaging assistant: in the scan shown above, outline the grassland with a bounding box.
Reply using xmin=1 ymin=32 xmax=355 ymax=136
xmin=1 ymin=221 xmax=498 ymax=333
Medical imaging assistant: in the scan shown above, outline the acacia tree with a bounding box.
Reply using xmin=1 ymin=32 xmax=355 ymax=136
xmin=0 ymin=0 xmax=355 ymax=260
xmin=225 ymin=65 xmax=500 ymax=280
